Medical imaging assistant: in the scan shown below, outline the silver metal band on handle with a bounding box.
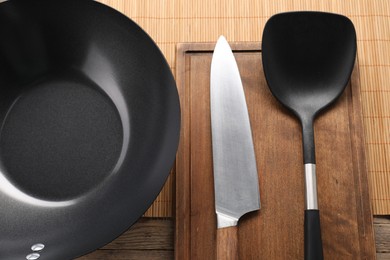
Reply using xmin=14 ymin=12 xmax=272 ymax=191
xmin=304 ymin=163 xmax=318 ymax=210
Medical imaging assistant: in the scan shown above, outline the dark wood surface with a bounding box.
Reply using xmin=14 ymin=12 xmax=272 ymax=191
xmin=77 ymin=218 xmax=174 ymax=260
xmin=376 ymin=217 xmax=390 ymax=260
xmin=78 ymin=217 xmax=388 ymax=259
xmin=175 ymin=42 xmax=375 ymax=259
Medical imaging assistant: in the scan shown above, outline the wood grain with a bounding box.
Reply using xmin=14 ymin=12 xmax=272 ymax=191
xmin=216 ymin=226 xmax=239 ymax=260
xmin=77 ymin=217 xmax=389 ymax=259
xmin=77 ymin=218 xmax=173 ymax=259
xmin=77 ymin=249 xmax=173 ymax=260
xmin=175 ymin=42 xmax=376 ymax=259
xmin=375 ymin=217 xmax=390 ymax=255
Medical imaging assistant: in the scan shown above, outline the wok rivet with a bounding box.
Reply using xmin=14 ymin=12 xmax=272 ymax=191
xmin=26 ymin=253 xmax=40 ymax=260
xmin=31 ymin=243 xmax=45 ymax=252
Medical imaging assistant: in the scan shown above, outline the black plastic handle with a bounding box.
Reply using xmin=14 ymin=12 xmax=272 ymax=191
xmin=304 ymin=210 xmax=324 ymax=260
xmin=301 ymin=116 xmax=316 ymax=164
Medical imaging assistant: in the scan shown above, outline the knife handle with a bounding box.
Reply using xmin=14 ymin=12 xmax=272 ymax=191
xmin=216 ymin=226 xmax=238 ymax=260
xmin=304 ymin=209 xmax=324 ymax=260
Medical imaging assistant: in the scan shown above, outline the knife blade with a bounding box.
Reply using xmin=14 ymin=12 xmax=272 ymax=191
xmin=210 ymin=36 xmax=260 ymax=259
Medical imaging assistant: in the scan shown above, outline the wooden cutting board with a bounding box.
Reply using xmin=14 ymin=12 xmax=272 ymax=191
xmin=175 ymin=42 xmax=376 ymax=259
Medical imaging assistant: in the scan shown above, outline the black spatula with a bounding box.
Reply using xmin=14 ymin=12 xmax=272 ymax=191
xmin=262 ymin=12 xmax=356 ymax=260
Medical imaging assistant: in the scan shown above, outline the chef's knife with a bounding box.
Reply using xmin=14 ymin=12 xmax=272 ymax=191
xmin=210 ymin=36 xmax=260 ymax=260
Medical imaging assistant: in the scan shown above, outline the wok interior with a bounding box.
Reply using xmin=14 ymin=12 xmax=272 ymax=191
xmin=0 ymin=73 xmax=124 ymax=200
xmin=0 ymin=1 xmax=174 ymax=199
xmin=0 ymin=2 xmax=130 ymax=200
xmin=262 ymin=12 xmax=357 ymax=117
xmin=0 ymin=1 xmax=180 ymax=259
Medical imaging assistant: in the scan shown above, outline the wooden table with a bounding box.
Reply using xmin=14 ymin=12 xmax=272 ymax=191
xmin=79 ymin=216 xmax=389 ymax=259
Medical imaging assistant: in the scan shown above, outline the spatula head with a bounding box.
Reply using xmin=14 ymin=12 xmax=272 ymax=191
xmin=262 ymin=12 xmax=356 ymax=120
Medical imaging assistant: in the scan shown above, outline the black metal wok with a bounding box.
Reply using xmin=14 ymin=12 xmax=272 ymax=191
xmin=0 ymin=0 xmax=180 ymax=259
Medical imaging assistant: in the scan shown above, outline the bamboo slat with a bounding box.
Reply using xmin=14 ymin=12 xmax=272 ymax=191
xmin=98 ymin=0 xmax=390 ymax=215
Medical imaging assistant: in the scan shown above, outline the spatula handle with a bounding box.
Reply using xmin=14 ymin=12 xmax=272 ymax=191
xmin=302 ymin=119 xmax=323 ymax=259
xmin=216 ymin=226 xmax=238 ymax=260
xmin=305 ymin=209 xmax=324 ymax=260
xmin=302 ymin=117 xmax=315 ymax=164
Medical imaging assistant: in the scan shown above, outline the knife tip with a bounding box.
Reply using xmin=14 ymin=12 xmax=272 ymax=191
xmin=215 ymin=35 xmax=232 ymax=54
xmin=218 ymin=35 xmax=226 ymax=41
xmin=217 ymin=35 xmax=228 ymax=45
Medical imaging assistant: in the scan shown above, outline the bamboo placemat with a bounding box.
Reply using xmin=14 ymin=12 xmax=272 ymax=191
xmin=98 ymin=0 xmax=390 ymax=215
